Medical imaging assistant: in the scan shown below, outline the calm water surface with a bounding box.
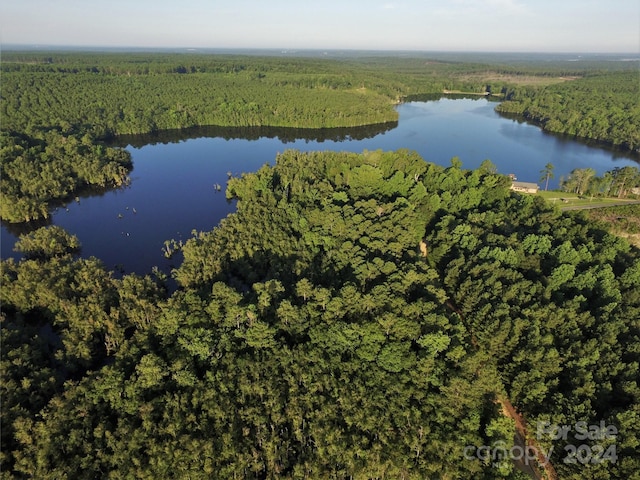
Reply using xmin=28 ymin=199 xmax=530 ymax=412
xmin=2 ymin=98 xmax=638 ymax=274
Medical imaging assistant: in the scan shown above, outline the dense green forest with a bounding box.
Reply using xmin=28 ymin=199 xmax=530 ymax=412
xmin=2 ymin=52 xmax=640 ymax=478
xmin=497 ymin=71 xmax=640 ymax=151
xmin=2 ymin=150 xmax=639 ymax=478
xmin=4 ymin=52 xmax=636 ymax=139
xmin=0 ymin=53 xmax=426 ymax=136
xmin=1 ymin=52 xmax=638 ymax=223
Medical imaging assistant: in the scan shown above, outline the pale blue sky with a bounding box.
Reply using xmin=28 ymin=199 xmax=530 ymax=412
xmin=1 ymin=0 xmax=638 ymax=52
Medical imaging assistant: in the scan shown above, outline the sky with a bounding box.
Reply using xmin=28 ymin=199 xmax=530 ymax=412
xmin=1 ymin=0 xmax=639 ymax=53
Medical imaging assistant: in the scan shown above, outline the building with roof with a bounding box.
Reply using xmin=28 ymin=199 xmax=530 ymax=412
xmin=510 ymin=181 xmax=539 ymax=194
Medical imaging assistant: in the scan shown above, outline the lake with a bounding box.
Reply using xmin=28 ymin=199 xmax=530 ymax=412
xmin=2 ymin=97 xmax=638 ymax=275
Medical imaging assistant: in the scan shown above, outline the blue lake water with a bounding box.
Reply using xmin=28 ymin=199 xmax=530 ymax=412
xmin=2 ymin=98 xmax=638 ymax=274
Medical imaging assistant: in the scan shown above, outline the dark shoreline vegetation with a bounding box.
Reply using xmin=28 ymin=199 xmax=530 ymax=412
xmin=2 ymin=51 xmax=640 ymax=478
xmin=107 ymin=120 xmax=399 ymax=149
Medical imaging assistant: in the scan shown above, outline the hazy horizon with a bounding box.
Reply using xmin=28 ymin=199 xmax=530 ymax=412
xmin=1 ymin=44 xmax=640 ymax=62
xmin=2 ymin=0 xmax=639 ymax=54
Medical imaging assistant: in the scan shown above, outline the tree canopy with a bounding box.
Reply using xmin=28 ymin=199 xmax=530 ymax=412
xmin=2 ymin=150 xmax=638 ymax=479
xmin=2 ymin=51 xmax=639 ymax=478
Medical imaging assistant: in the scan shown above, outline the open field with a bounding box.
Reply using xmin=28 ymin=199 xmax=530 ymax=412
xmin=455 ymin=72 xmax=579 ymax=87
xmin=536 ymin=190 xmax=640 ymax=210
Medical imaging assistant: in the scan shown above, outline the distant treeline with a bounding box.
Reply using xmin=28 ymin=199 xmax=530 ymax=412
xmin=4 ymin=51 xmax=637 ymax=137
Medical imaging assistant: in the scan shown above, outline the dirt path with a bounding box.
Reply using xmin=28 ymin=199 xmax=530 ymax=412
xmin=443 ymin=297 xmax=557 ymax=479
xmin=498 ymin=397 xmax=558 ymax=480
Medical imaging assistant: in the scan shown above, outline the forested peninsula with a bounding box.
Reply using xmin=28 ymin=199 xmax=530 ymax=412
xmin=2 ymin=52 xmax=640 ymax=479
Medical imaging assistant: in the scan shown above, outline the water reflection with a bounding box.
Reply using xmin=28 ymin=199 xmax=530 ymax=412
xmin=109 ymin=121 xmax=398 ymax=149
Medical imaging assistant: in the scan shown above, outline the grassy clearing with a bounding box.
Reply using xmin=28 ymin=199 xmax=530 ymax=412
xmin=455 ymin=73 xmax=579 ymax=87
xmin=536 ymin=190 xmax=640 ymax=209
